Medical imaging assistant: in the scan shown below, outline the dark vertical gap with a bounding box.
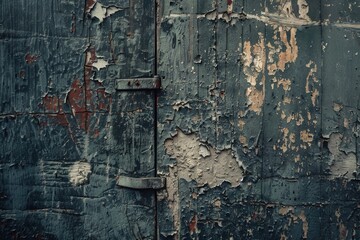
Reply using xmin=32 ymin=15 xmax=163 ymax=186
xmin=154 ymin=0 xmax=159 ymax=239
xmin=260 ymin=27 xmax=267 ymax=202
xmin=319 ymin=0 xmax=324 ymax=238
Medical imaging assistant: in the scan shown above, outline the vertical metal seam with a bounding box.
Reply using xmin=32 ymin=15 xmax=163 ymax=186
xmin=154 ymin=0 xmax=160 ymax=239
xmin=260 ymin=9 xmax=267 ymax=202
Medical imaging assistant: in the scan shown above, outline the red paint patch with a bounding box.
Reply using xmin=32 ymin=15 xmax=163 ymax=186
xmin=36 ymin=114 xmax=68 ymax=127
xmin=96 ymin=88 xmax=111 ymax=111
xmin=75 ymin=112 xmax=89 ymax=131
xmin=42 ymin=94 xmax=60 ymax=113
xmin=189 ymin=214 xmax=197 ymax=235
xmin=48 ymin=114 xmax=69 ymax=127
xmin=25 ymin=53 xmax=39 ymax=64
xmin=85 ymin=0 xmax=97 ymax=13
xmin=38 ymin=46 xmax=112 ymax=139
xmin=67 ymin=79 xmax=86 ymax=113
xmin=227 ymin=0 xmax=233 ymax=5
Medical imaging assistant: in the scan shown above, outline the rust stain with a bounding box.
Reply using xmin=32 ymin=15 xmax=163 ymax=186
xmin=189 ymin=214 xmax=198 ymax=235
xmin=25 ymin=53 xmax=39 ymax=64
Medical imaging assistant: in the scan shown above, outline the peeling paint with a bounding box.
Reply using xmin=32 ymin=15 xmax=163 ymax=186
xmin=298 ymin=211 xmax=308 ymax=239
xmin=90 ymin=2 xmax=122 ymax=23
xmin=274 ymin=27 xmax=298 ymax=73
xmin=242 ymin=33 xmax=266 ymax=114
xmin=92 ymin=58 xmax=109 ymax=70
xmin=327 ymin=133 xmax=356 ymax=178
xmin=165 ymin=130 xmax=245 ymax=187
xmin=297 ymin=0 xmax=310 ymax=21
xmin=172 ymin=100 xmax=191 ymax=111
xmin=333 ymin=102 xmax=343 ymax=112
xmin=300 ymin=130 xmax=313 ymax=145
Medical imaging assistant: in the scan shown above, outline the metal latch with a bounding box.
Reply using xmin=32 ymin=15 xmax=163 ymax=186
xmin=116 ymin=175 xmax=166 ymax=190
xmin=115 ymin=75 xmax=161 ymax=90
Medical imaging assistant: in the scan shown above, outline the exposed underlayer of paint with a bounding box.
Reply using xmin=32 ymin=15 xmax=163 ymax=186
xmin=164 ymin=130 xmax=245 ymax=188
xmin=1 ymin=0 xmax=360 ymax=239
xmin=89 ymin=2 xmax=123 ymax=23
xmin=69 ymin=161 xmax=92 ymax=186
xmin=327 ymin=133 xmax=357 ymax=179
xmin=158 ymin=0 xmax=360 ymax=239
xmin=242 ymin=33 xmax=266 ymax=114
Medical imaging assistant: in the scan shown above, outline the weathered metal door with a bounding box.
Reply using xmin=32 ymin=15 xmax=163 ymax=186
xmin=155 ymin=0 xmax=360 ymax=239
xmin=0 ymin=0 xmax=159 ymax=239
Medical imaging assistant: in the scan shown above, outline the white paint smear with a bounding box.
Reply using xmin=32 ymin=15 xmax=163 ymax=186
xmin=69 ymin=161 xmax=92 ymax=186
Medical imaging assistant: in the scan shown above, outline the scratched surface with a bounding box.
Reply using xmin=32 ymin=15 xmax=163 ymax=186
xmin=0 ymin=0 xmax=156 ymax=239
xmin=157 ymin=0 xmax=360 ymax=239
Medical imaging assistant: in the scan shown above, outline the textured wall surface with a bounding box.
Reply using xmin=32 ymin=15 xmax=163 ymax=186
xmin=0 ymin=0 xmax=359 ymax=239
xmin=157 ymin=0 xmax=360 ymax=239
xmin=1 ymin=0 xmax=157 ymax=239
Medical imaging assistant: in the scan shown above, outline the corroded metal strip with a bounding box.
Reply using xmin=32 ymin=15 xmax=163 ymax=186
xmin=115 ymin=76 xmax=161 ymax=90
xmin=116 ymin=175 xmax=166 ymax=190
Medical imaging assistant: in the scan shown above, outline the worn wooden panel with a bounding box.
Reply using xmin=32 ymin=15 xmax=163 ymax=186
xmin=158 ymin=0 xmax=360 ymax=239
xmin=0 ymin=0 xmax=157 ymax=239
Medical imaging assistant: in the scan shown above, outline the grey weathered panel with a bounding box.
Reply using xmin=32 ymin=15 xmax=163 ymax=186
xmin=262 ymin=25 xmax=322 ymax=180
xmin=158 ymin=0 xmax=360 ymax=239
xmin=1 ymin=0 xmax=157 ymax=239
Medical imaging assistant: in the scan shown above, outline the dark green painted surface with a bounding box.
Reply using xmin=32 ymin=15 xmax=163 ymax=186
xmin=1 ymin=0 xmax=157 ymax=239
xmin=157 ymin=0 xmax=360 ymax=239
xmin=1 ymin=0 xmax=360 ymax=239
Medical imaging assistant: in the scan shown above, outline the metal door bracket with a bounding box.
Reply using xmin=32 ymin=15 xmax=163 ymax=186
xmin=116 ymin=175 xmax=166 ymax=190
xmin=115 ymin=75 xmax=161 ymax=90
